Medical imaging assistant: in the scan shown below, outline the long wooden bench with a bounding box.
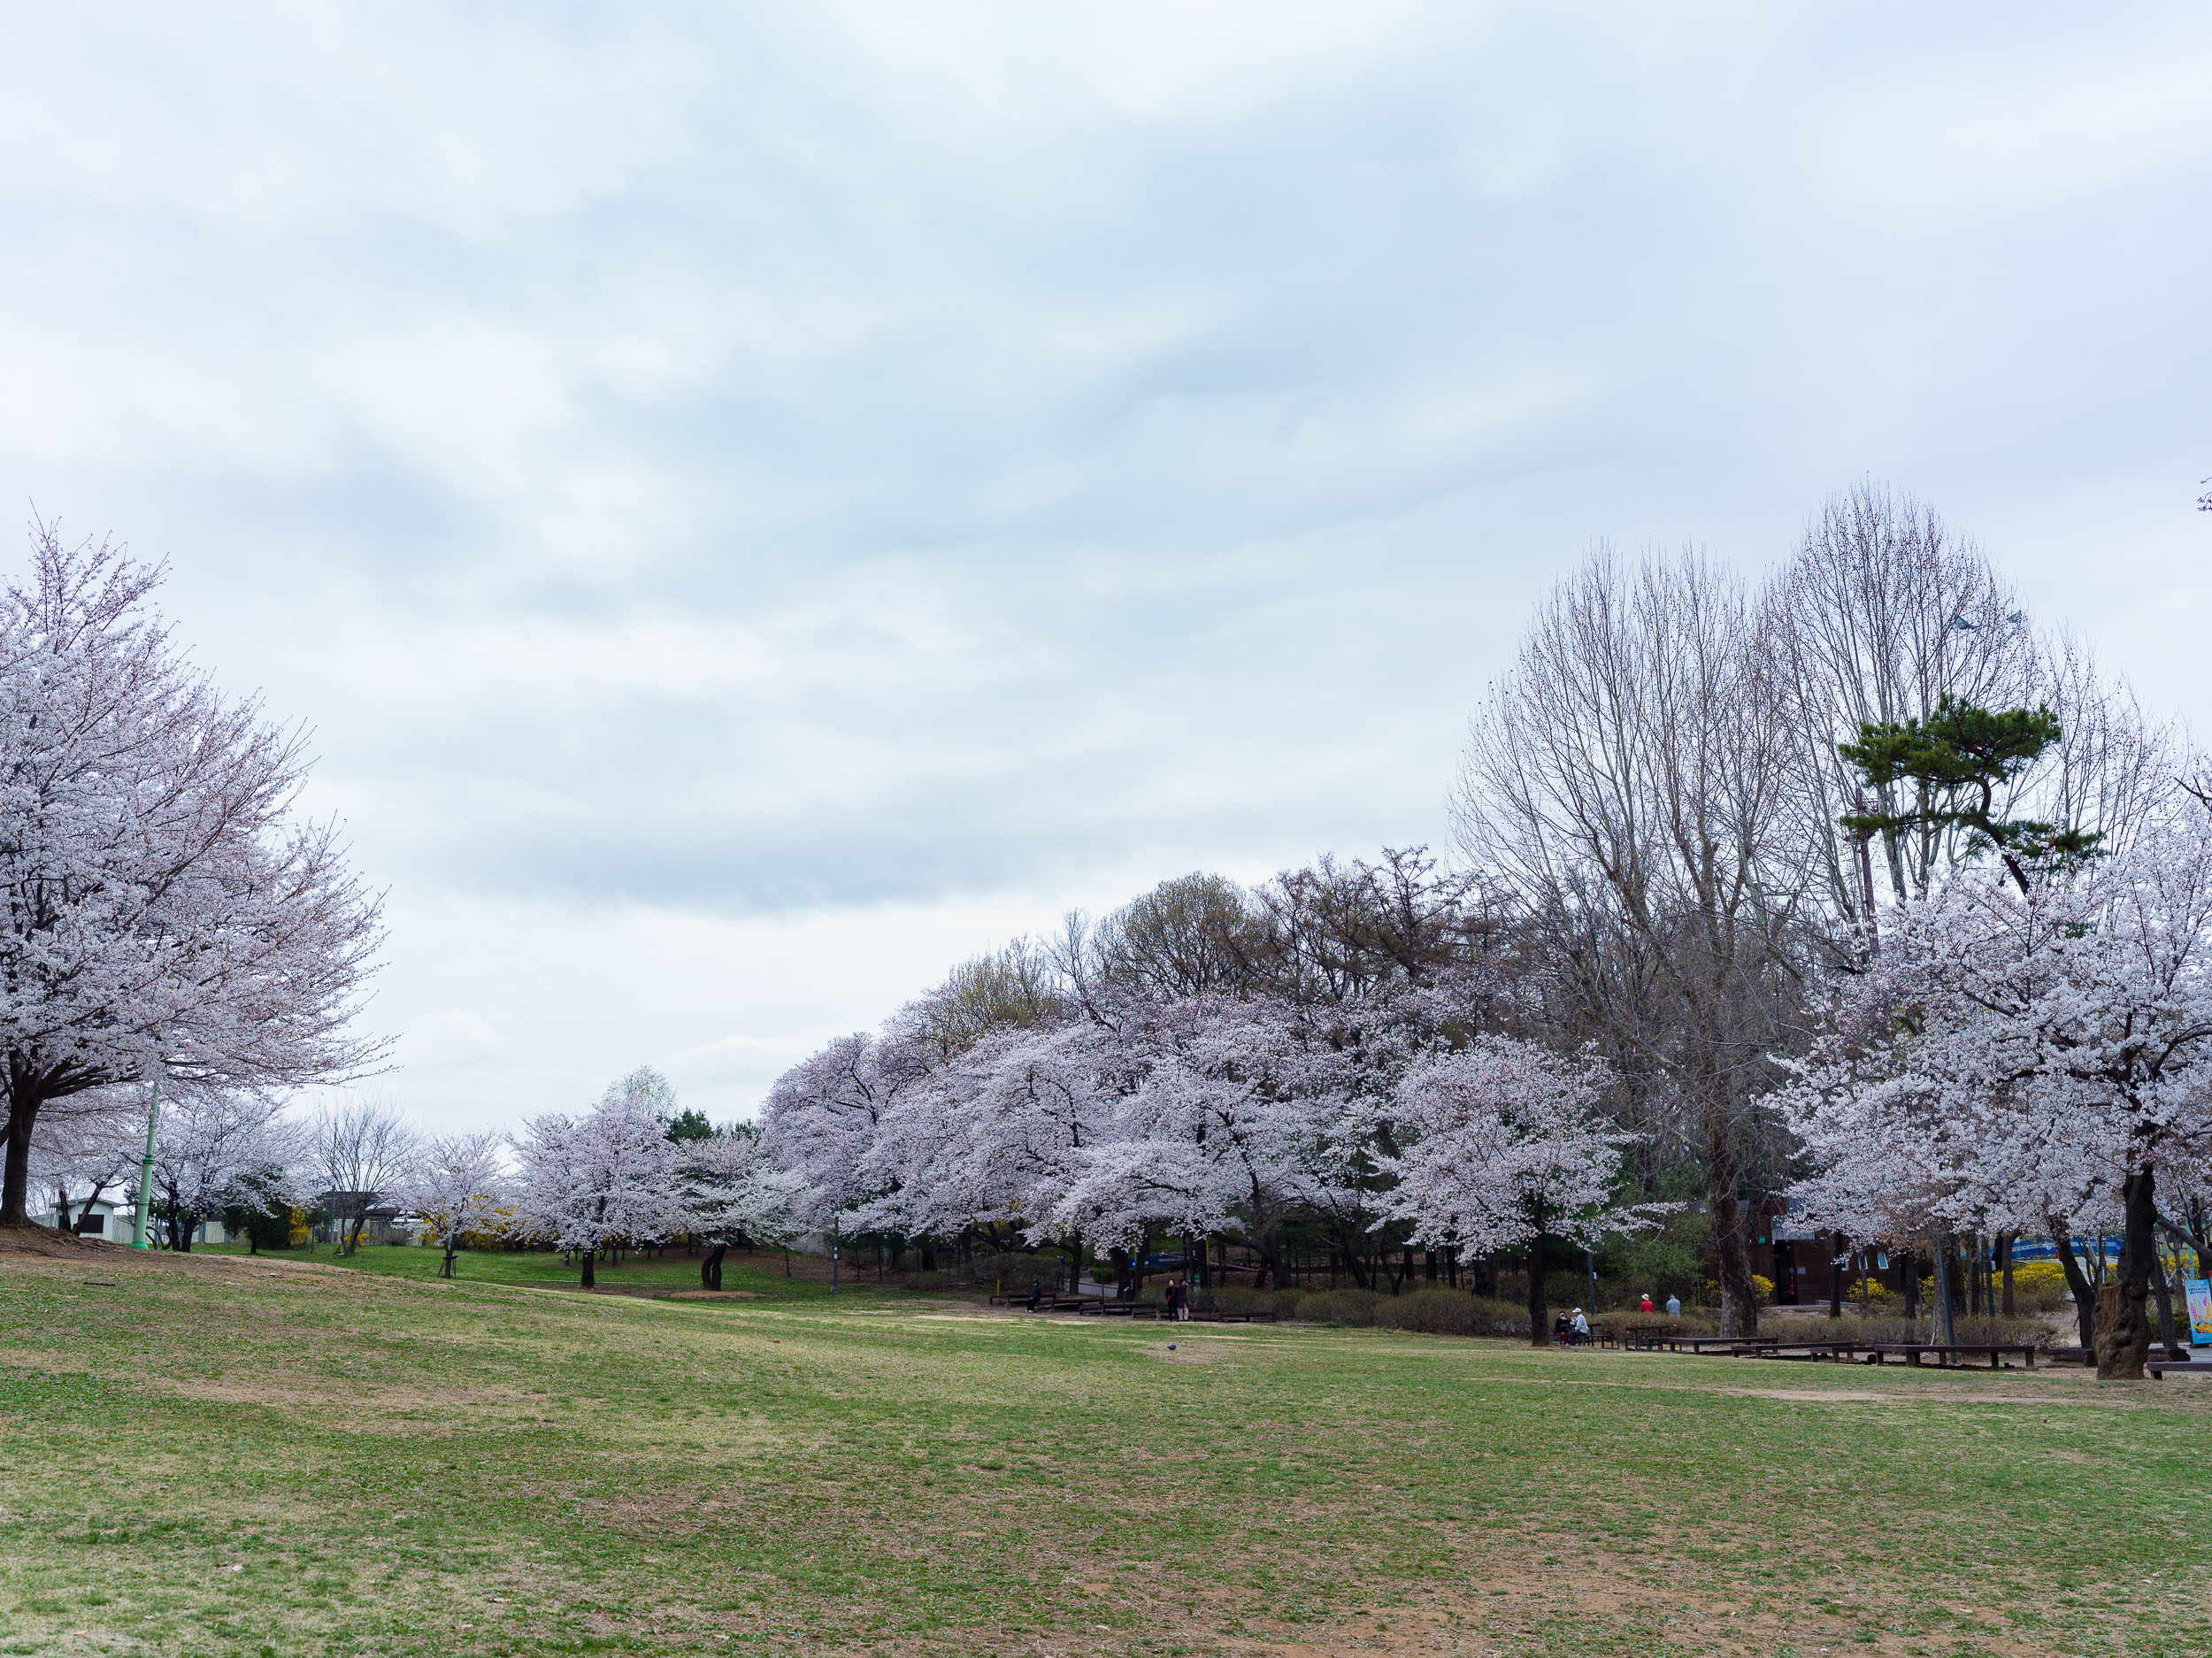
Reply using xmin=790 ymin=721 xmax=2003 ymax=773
xmin=1658 ymin=1334 xmax=1778 ymax=1354
xmin=1744 ymin=1341 xmax=1880 ymax=1362
xmin=2146 ymin=1358 xmax=2212 ymax=1378
xmin=1870 ymin=1342 xmax=2038 ymax=1370
xmin=2047 ymin=1345 xmax=2191 ymax=1370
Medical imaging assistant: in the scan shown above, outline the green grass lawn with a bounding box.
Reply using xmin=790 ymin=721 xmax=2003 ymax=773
xmin=185 ymin=1242 xmax=883 ymax=1301
xmin=2 ymin=1242 xmax=2208 ymax=1658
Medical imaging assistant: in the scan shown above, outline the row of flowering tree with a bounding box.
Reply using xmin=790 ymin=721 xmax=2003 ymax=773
xmin=33 ymin=1065 xmax=806 ymax=1286
xmin=758 ymin=869 xmax=1662 ymax=1347
xmin=757 ymin=486 xmax=2212 ymax=1379
xmin=506 ymin=1068 xmax=807 ymax=1286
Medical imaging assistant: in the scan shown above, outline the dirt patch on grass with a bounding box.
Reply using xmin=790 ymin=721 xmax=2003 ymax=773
xmin=1029 ymin=1545 xmax=2091 ymax=1658
xmin=0 ymin=1235 xmax=350 ymax=1287
xmin=662 ymin=1288 xmax=764 ymax=1301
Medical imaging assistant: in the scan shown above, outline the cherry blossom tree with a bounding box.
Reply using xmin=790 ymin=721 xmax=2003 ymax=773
xmin=147 ymin=1092 xmax=309 ymax=1252
xmin=760 ymin=1031 xmax=926 ymax=1240
xmin=28 ymin=1090 xmax=145 ymax=1234
xmin=510 ymin=1071 xmax=685 ymax=1287
xmin=0 ymin=526 xmax=386 ymax=1226
xmin=1379 ymin=1039 xmax=1641 ymax=1344
xmin=1045 ymin=995 xmax=1351 ymax=1291
xmin=400 ymin=1132 xmax=509 ymax=1280
xmin=860 ymin=1017 xmax=1127 ymax=1292
xmin=679 ymin=1130 xmax=807 ymax=1288
xmin=1780 ymin=802 xmax=2212 ymax=1378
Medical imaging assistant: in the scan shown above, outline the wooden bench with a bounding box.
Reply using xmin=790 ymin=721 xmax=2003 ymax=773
xmin=1660 ymin=1334 xmax=1778 ymax=1355
xmin=1870 ymin=1343 xmax=2038 ymax=1370
xmin=2147 ymin=1359 xmax=2212 ymax=1378
xmin=1745 ymin=1341 xmax=1878 ymax=1362
xmin=2047 ymin=1345 xmax=2190 ymax=1370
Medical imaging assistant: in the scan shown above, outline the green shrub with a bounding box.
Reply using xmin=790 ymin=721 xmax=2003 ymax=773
xmin=1292 ymin=1288 xmax=1382 ymax=1326
xmin=1202 ymin=1286 xmax=1299 ymax=1320
xmin=2008 ymin=1261 xmax=2073 ymax=1313
xmin=1374 ymin=1287 xmax=1486 ymax=1336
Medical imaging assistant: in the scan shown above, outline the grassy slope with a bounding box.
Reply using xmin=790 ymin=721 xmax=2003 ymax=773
xmin=1 ymin=1246 xmax=2208 ymax=1658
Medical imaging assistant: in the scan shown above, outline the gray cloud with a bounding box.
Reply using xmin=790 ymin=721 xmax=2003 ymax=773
xmin=2 ymin=3 xmax=2208 ymax=1124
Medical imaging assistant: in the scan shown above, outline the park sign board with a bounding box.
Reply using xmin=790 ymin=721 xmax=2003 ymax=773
xmin=2186 ymin=1278 xmax=2212 ymax=1347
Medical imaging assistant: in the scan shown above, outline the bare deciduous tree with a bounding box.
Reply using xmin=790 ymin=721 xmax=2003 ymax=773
xmin=1764 ymin=484 xmax=2039 ymax=923
xmin=1455 ymin=547 xmax=1799 ymax=1336
xmin=311 ymin=1097 xmax=419 ymax=1255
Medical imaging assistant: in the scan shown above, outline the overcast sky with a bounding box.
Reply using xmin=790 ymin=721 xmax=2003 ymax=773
xmin=2 ymin=4 xmax=2207 ymax=1132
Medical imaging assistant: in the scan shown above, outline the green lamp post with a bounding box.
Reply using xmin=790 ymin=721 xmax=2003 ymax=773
xmin=128 ymin=1063 xmax=163 ymax=1250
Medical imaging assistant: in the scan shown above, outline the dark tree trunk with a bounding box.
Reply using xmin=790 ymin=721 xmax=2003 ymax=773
xmin=1997 ymin=1232 xmax=2016 ymax=1317
xmin=1933 ymin=1230 xmax=1959 ymax=1352
xmin=2098 ymin=1170 xmax=2157 ymax=1380
xmin=442 ymin=1238 xmax=457 ymax=1279
xmin=580 ymin=1247 xmax=596 ymax=1289
xmin=703 ymin=1244 xmax=726 ymax=1290
xmin=1469 ymin=1253 xmax=1499 ymax=1299
xmin=2149 ymin=1249 xmax=2181 ymax=1357
xmin=1330 ymin=1227 xmax=1372 ymax=1290
xmin=1704 ymin=1110 xmax=1757 ymax=1337
xmin=2050 ymin=1221 xmax=2098 ymax=1349
xmin=0 ymin=1089 xmax=40 ymax=1227
xmin=1828 ymin=1232 xmax=1846 ymax=1319
xmin=1525 ymin=1226 xmax=1550 ymax=1348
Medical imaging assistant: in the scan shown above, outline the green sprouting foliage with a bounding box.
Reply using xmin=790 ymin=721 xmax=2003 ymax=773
xmin=1837 ymin=695 xmax=2103 ymax=882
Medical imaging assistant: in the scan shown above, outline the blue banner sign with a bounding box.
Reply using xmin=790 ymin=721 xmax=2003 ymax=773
xmin=2186 ymin=1278 xmax=2212 ymax=1348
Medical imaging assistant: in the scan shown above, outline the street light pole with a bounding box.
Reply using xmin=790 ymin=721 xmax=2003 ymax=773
xmin=831 ymin=1217 xmax=840 ymax=1294
xmin=129 ymin=1064 xmax=162 ymax=1250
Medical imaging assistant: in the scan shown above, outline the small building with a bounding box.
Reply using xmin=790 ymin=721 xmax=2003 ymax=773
xmin=47 ymin=1200 xmax=234 ymax=1245
xmin=310 ymin=1193 xmax=417 ymax=1246
xmin=49 ymin=1197 xmax=134 ymax=1241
